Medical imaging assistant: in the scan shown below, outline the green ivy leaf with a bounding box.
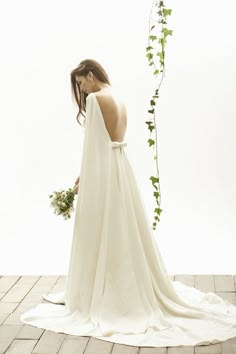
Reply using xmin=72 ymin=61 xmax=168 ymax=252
xmin=146 ymin=52 xmax=153 ymax=61
xmin=146 ymin=45 xmax=154 ymax=51
xmin=157 ymin=51 xmax=164 ymax=60
xmin=150 ymin=176 xmax=159 ymax=184
xmin=154 ymin=207 xmax=162 ymax=215
xmin=148 ymin=138 xmax=155 ymax=147
xmin=150 ymin=25 xmax=155 ymax=31
xmin=149 ymin=35 xmax=157 ymax=41
xmin=161 ymin=28 xmax=173 ymax=37
xmin=158 ymin=38 xmax=167 ymax=46
xmin=150 ymin=99 xmax=156 ymax=106
xmin=149 ymin=124 xmax=155 ymax=133
xmin=163 ymin=8 xmax=172 ymax=17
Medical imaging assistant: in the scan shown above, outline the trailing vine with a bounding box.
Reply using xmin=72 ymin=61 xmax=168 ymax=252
xmin=145 ymin=0 xmax=173 ymax=231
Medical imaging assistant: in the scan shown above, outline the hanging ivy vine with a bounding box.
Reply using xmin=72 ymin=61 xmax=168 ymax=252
xmin=145 ymin=0 xmax=173 ymax=231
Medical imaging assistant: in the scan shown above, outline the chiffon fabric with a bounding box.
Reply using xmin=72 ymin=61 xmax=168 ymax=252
xmin=20 ymin=91 xmax=236 ymax=347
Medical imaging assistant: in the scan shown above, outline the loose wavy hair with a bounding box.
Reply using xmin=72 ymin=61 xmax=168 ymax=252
xmin=70 ymin=59 xmax=111 ymax=126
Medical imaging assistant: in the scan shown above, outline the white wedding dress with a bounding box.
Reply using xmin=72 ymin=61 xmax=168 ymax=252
xmin=20 ymin=91 xmax=236 ymax=347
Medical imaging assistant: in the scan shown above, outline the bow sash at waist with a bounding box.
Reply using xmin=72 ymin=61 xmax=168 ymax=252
xmin=111 ymin=141 xmax=128 ymax=149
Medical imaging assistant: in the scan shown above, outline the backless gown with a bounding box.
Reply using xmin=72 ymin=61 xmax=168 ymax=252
xmin=20 ymin=91 xmax=236 ymax=347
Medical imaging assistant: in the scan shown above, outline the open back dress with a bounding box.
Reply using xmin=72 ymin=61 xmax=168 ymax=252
xmin=20 ymin=91 xmax=236 ymax=347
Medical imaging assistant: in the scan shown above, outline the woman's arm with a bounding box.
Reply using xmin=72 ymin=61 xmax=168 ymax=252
xmin=73 ymin=176 xmax=80 ymax=194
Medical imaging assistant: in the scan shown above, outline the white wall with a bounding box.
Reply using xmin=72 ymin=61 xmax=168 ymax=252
xmin=0 ymin=0 xmax=235 ymax=275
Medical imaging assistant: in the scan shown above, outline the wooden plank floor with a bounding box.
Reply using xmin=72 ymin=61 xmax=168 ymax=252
xmin=0 ymin=274 xmax=236 ymax=354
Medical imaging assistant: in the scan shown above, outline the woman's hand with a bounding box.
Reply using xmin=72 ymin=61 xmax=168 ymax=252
xmin=74 ymin=176 xmax=80 ymax=185
xmin=73 ymin=176 xmax=80 ymax=194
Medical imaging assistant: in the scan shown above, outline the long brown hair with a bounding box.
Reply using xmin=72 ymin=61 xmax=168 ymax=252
xmin=70 ymin=59 xmax=111 ymax=126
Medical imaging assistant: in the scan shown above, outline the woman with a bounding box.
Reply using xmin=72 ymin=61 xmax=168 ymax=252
xmin=72 ymin=59 xmax=127 ymax=195
xmin=20 ymin=59 xmax=236 ymax=347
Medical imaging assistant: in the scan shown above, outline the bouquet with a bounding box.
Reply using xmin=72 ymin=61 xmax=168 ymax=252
xmin=49 ymin=188 xmax=76 ymax=220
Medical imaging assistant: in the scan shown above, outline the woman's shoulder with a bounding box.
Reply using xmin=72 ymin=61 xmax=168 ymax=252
xmin=96 ymin=94 xmax=127 ymax=119
xmin=95 ymin=88 xmax=126 ymax=108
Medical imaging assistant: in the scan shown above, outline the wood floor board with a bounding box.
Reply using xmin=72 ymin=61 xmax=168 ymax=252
xmin=16 ymin=324 xmax=44 ymax=339
xmin=111 ymin=343 xmax=139 ymax=353
xmin=31 ymin=330 xmax=66 ymax=354
xmin=221 ymin=336 xmax=236 ymax=354
xmin=83 ymin=337 xmax=113 ymax=353
xmin=174 ymin=275 xmax=195 ymax=287
xmin=0 ymin=276 xmax=20 ymax=294
xmin=216 ymin=291 xmax=236 ymax=305
xmin=166 ymin=347 xmax=194 ymax=354
xmin=214 ymin=275 xmax=235 ymax=292
xmin=0 ymin=325 xmax=23 ymax=354
xmin=58 ymin=337 xmax=91 ymax=354
xmin=1 ymin=276 xmax=40 ymax=303
xmin=139 ymin=348 xmax=166 ymax=354
xmin=5 ymin=339 xmax=37 ymax=353
xmin=195 ymin=343 xmax=222 ymax=354
xmin=195 ymin=275 xmax=215 ymax=293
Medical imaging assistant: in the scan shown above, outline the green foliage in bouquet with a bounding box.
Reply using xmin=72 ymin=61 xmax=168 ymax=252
xmin=49 ymin=188 xmax=76 ymax=220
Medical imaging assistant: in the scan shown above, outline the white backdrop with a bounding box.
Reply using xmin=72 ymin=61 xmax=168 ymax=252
xmin=0 ymin=0 xmax=235 ymax=275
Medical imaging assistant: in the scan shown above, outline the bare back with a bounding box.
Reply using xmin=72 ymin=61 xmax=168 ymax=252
xmin=95 ymin=92 xmax=127 ymax=143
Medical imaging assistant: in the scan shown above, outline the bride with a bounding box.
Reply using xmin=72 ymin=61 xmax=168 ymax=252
xmin=20 ymin=59 xmax=236 ymax=348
